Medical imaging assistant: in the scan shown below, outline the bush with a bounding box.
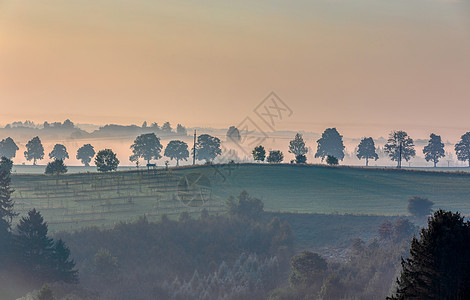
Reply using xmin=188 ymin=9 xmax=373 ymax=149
xmin=407 ymin=196 xmax=434 ymax=217
xmin=326 ymin=155 xmax=338 ymax=165
xmin=45 ymin=159 xmax=67 ymax=176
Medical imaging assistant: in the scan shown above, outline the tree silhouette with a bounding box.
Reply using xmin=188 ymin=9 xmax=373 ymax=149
xmin=384 ymin=131 xmax=415 ymax=168
xmin=196 ymin=134 xmax=222 ymax=162
xmin=95 ymin=149 xmax=120 ymax=172
xmin=0 ymin=157 xmax=17 ymax=225
xmin=50 ymin=239 xmax=78 ymax=283
xmin=252 ymin=145 xmax=266 ymax=162
xmin=407 ymin=196 xmax=434 ymax=217
xmin=45 ymin=159 xmax=68 ymax=177
xmin=389 ymin=210 xmax=470 ymax=299
xmin=76 ymin=144 xmax=95 ymax=166
xmin=24 ymin=136 xmax=44 ymax=165
xmin=164 ymin=140 xmax=189 ymax=166
xmin=226 ymin=126 xmax=241 ymax=142
xmin=130 ymin=133 xmax=162 ymax=164
xmin=423 ymin=133 xmax=445 ymax=167
xmin=267 ymin=150 xmax=284 ymax=163
xmin=49 ymin=144 xmax=69 ymax=161
xmin=161 ymin=122 xmax=172 ymax=133
xmin=455 ymin=132 xmax=470 ymax=167
xmin=315 ymin=128 xmax=345 ymax=161
xmin=289 ymin=133 xmax=308 ymax=164
xmin=176 ymin=124 xmax=187 ymax=136
xmin=356 ymin=137 xmax=378 ymax=166
xmin=289 ymin=251 xmax=327 ymax=287
xmin=0 ymin=137 xmax=19 ymax=159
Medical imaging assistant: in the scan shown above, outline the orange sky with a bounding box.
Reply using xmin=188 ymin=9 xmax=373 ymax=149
xmin=1 ymin=0 xmax=470 ymax=140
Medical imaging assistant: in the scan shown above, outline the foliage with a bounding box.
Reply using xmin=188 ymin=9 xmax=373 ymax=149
xmin=0 ymin=156 xmax=13 ymax=175
xmin=176 ymin=124 xmax=187 ymax=135
xmin=130 ymin=133 xmax=163 ymax=164
xmin=164 ymin=140 xmax=189 ymax=166
xmin=95 ymin=149 xmax=119 ymax=172
xmin=295 ymin=154 xmax=307 ymax=164
xmin=0 ymin=137 xmax=19 ymax=159
xmin=227 ymin=191 xmax=264 ymax=220
xmin=251 ymin=145 xmax=266 ymax=162
xmin=455 ymin=132 xmax=470 ymax=166
xmin=226 ymin=126 xmax=241 ymax=142
xmin=48 ymin=144 xmax=69 ymax=161
xmin=315 ymin=128 xmax=345 ymax=161
xmin=407 ymin=196 xmax=434 ymax=217
xmin=45 ymin=160 xmax=68 ymax=176
xmin=0 ymin=158 xmax=17 ymax=225
xmin=289 ymin=133 xmax=308 ymax=161
xmin=379 ymin=219 xmax=418 ymax=242
xmin=93 ymin=248 xmax=119 ymax=280
xmin=267 ymin=150 xmax=284 ymax=163
xmin=389 ymin=210 xmax=470 ymax=299
xmin=326 ymin=155 xmax=338 ymax=165
xmin=161 ymin=122 xmax=172 ymax=133
xmin=196 ymin=134 xmax=221 ymax=162
xmin=423 ymin=133 xmax=445 ymax=167
xmin=76 ymin=144 xmax=95 ymax=166
xmin=24 ymin=136 xmax=45 ymax=165
xmin=35 ymin=284 xmax=55 ymax=300
xmin=289 ymin=251 xmax=327 ymax=287
xmin=357 ymin=137 xmax=378 ymax=166
xmin=384 ymin=131 xmax=416 ymax=168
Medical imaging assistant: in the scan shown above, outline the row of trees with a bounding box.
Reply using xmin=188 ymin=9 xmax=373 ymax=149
xmin=250 ymin=129 xmax=470 ymax=167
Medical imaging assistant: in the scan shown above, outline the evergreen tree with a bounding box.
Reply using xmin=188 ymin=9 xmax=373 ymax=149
xmin=356 ymin=137 xmax=378 ymax=166
xmin=384 ymin=131 xmax=415 ymax=168
xmin=289 ymin=133 xmax=308 ymax=164
xmin=15 ymin=209 xmax=54 ymax=279
xmin=315 ymin=128 xmax=345 ymax=161
xmin=423 ymin=133 xmax=445 ymax=167
xmin=50 ymin=239 xmax=78 ymax=283
xmin=252 ymin=145 xmax=266 ymax=162
xmin=0 ymin=157 xmax=17 ymax=224
xmin=389 ymin=210 xmax=470 ymax=299
xmin=455 ymin=132 xmax=470 ymax=167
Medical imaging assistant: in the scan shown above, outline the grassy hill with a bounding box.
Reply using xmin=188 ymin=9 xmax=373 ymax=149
xmin=10 ymin=163 xmax=470 ymax=232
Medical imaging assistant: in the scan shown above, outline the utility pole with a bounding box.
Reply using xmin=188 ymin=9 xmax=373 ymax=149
xmin=193 ymin=129 xmax=197 ymax=165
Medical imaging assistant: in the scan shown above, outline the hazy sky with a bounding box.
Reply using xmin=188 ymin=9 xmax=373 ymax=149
xmin=1 ymin=0 xmax=469 ymax=139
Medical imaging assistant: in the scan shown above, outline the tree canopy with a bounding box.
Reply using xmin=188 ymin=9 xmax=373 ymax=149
xmin=384 ymin=131 xmax=416 ymax=168
xmin=423 ymin=133 xmax=445 ymax=167
xmin=24 ymin=136 xmax=44 ymax=165
xmin=164 ymin=140 xmax=189 ymax=166
xmin=227 ymin=126 xmax=241 ymax=142
xmin=356 ymin=137 xmax=378 ymax=166
xmin=267 ymin=150 xmax=284 ymax=163
xmin=0 ymin=137 xmax=19 ymax=159
xmin=76 ymin=144 xmax=95 ymax=166
xmin=45 ymin=159 xmax=68 ymax=176
xmin=49 ymin=144 xmax=69 ymax=161
xmin=289 ymin=133 xmax=308 ymax=164
xmin=252 ymin=145 xmax=266 ymax=162
xmin=455 ymin=132 xmax=470 ymax=167
xmin=130 ymin=133 xmax=163 ymax=164
xmin=196 ymin=134 xmax=222 ymax=162
xmin=315 ymin=128 xmax=345 ymax=161
xmin=95 ymin=149 xmax=120 ymax=172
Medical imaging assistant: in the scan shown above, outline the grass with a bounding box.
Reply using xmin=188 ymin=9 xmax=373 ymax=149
xmin=10 ymin=163 xmax=470 ymax=232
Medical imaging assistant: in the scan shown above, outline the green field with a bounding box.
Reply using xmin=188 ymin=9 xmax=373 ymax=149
xmin=10 ymin=164 xmax=470 ymax=232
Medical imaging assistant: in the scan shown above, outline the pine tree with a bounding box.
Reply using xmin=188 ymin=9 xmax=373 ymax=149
xmin=50 ymin=239 xmax=78 ymax=283
xmin=0 ymin=157 xmax=17 ymax=225
xmin=389 ymin=210 xmax=470 ymax=299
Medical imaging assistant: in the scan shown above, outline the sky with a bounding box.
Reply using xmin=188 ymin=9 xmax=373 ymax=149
xmin=1 ymin=0 xmax=470 ymax=140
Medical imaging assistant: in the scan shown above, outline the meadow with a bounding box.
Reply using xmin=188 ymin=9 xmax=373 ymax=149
xmin=10 ymin=163 xmax=470 ymax=233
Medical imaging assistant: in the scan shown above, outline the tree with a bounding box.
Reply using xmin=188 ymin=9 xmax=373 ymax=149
xmin=164 ymin=140 xmax=189 ymax=166
xmin=0 ymin=137 xmax=19 ymax=159
xmin=161 ymin=122 xmax=172 ymax=133
xmin=45 ymin=159 xmax=68 ymax=176
xmin=289 ymin=251 xmax=327 ymax=287
xmin=388 ymin=210 xmax=470 ymax=299
xmin=226 ymin=126 xmax=241 ymax=142
xmin=289 ymin=133 xmax=308 ymax=164
xmin=326 ymin=155 xmax=338 ymax=165
xmin=315 ymin=128 xmax=345 ymax=161
xmin=176 ymin=124 xmax=187 ymax=136
xmin=455 ymin=132 xmax=470 ymax=167
xmin=93 ymin=248 xmax=119 ymax=280
xmin=196 ymin=134 xmax=221 ymax=162
xmin=76 ymin=144 xmax=95 ymax=166
xmin=267 ymin=150 xmax=284 ymax=163
xmin=24 ymin=136 xmax=44 ymax=165
xmin=141 ymin=121 xmax=148 ymax=128
xmin=130 ymin=133 xmax=163 ymax=164
xmin=15 ymin=209 xmax=54 ymax=278
xmin=0 ymin=157 xmax=17 ymax=230
xmin=48 ymin=144 xmax=69 ymax=161
xmin=384 ymin=131 xmax=415 ymax=168
xmin=423 ymin=133 xmax=445 ymax=167
xmin=36 ymin=284 xmax=55 ymax=300
xmin=356 ymin=137 xmax=378 ymax=166
xmin=407 ymin=196 xmax=434 ymax=217
xmin=95 ymin=149 xmax=120 ymax=172
xmin=226 ymin=191 xmax=264 ymax=220
xmin=252 ymin=145 xmax=266 ymax=162
xmin=50 ymin=239 xmax=78 ymax=283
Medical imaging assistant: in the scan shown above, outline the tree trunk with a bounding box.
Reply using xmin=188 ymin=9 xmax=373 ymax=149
xmin=434 ymin=161 xmax=437 ymax=168
xmin=33 ymin=158 xmax=37 ymax=165
xmin=176 ymin=159 xmax=179 ymax=167
xmin=366 ymin=157 xmax=369 ymax=167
